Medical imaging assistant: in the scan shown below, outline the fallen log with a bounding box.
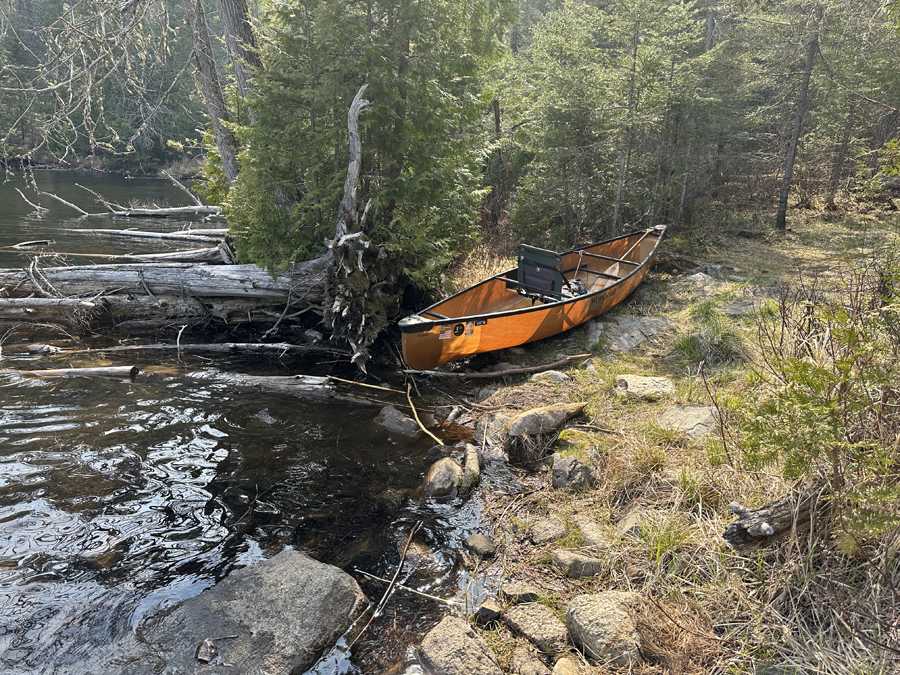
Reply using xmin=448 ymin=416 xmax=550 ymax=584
xmin=0 ymin=247 xmax=227 ymax=264
xmin=723 ymin=488 xmax=828 ymax=551
xmin=71 ymin=228 xmax=223 ymax=243
xmin=35 ymin=341 xmax=351 ymax=358
xmin=3 ymin=365 xmax=139 ymax=381
xmin=0 ymin=257 xmax=331 ymax=329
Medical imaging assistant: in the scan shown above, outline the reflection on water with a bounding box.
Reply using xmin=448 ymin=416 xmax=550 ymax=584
xmin=0 ymin=170 xmax=492 ymax=673
xmin=0 ymin=348 xmax=470 ymax=673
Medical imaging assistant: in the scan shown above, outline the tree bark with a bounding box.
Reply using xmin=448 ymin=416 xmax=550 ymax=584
xmin=612 ymin=27 xmax=640 ymax=238
xmin=184 ymin=0 xmax=241 ymax=185
xmin=775 ymin=4 xmax=824 ymax=233
xmin=215 ymin=0 xmax=263 ymax=108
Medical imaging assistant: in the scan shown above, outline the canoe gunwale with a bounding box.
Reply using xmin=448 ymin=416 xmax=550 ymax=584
xmin=399 ymin=226 xmax=665 ymax=335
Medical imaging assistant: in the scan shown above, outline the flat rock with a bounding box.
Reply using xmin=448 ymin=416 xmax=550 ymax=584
xmin=721 ymin=300 xmax=755 ymax=317
xmin=419 ymin=615 xmax=503 ymax=675
xmin=530 ymin=517 xmax=568 ymax=545
xmin=586 ymin=316 xmax=670 ymax=352
xmin=509 ymin=644 xmax=552 ymax=675
xmin=550 ymin=550 xmax=604 ymax=578
xmin=424 ymin=457 xmax=463 ymax=498
xmin=615 ymin=374 xmax=675 ymax=400
xmin=96 ymin=550 xmax=368 ymax=674
xmin=464 ymin=533 xmax=497 ymax=558
xmin=507 ymin=404 xmax=585 ymax=437
xmin=499 ymin=581 xmax=541 ymax=605
xmin=550 ymin=454 xmax=593 ymax=491
xmin=374 ymin=404 xmax=421 ymax=439
xmin=505 ymin=603 xmax=569 ymax=653
xmin=566 ymin=592 xmax=642 ymax=667
xmin=657 ymin=404 xmax=716 ymax=439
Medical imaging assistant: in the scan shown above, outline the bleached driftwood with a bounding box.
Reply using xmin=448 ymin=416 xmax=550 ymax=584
xmin=3 ymin=365 xmax=139 ymax=381
xmin=70 ymin=228 xmax=223 ymax=243
xmin=723 ymin=488 xmax=827 ymax=551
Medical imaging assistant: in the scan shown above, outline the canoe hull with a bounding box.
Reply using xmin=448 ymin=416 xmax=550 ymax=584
xmin=400 ymin=226 xmax=665 ymax=370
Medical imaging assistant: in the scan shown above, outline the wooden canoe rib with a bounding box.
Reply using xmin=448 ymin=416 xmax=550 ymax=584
xmin=399 ymin=226 xmax=666 ymax=370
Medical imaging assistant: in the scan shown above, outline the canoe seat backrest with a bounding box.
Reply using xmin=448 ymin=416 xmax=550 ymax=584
xmin=517 ymin=245 xmax=564 ymax=300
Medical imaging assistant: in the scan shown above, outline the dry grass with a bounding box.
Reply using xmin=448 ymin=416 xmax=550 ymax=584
xmin=453 ymin=208 xmax=900 ymax=674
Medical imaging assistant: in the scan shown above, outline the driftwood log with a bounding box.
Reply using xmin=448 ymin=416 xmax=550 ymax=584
xmin=3 ymin=365 xmax=139 ymax=381
xmin=70 ymin=228 xmax=224 ymax=243
xmin=0 ymin=257 xmax=330 ymax=329
xmin=723 ymin=488 xmax=827 ymax=551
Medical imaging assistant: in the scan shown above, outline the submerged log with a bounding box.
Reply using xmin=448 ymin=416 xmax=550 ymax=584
xmin=4 ymin=365 xmax=139 ymax=381
xmin=723 ymin=488 xmax=827 ymax=551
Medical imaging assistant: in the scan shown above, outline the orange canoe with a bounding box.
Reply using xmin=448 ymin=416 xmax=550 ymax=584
xmin=399 ymin=225 xmax=666 ymax=370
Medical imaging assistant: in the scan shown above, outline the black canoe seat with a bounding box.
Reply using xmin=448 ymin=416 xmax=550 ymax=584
xmin=515 ymin=244 xmax=565 ymax=303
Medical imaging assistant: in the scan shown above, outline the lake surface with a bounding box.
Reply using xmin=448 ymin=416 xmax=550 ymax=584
xmin=0 ymin=170 xmax=492 ymax=673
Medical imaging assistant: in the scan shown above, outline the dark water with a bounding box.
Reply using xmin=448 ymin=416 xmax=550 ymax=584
xmin=0 ymin=171 xmax=492 ymax=673
xmin=0 ymin=168 xmax=214 ymax=267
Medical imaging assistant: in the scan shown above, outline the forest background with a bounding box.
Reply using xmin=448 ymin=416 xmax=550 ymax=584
xmin=4 ymin=0 xmax=900 ymax=291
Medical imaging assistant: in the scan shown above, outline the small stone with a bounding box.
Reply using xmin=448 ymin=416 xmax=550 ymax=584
xmin=615 ymin=510 xmax=645 ymax=539
xmin=473 ymin=599 xmax=503 ymax=624
xmin=570 ymin=515 xmax=606 ymax=548
xmin=509 ymin=644 xmax=551 ymax=675
xmin=371 ymin=488 xmax=409 ymax=515
xmin=550 ymin=550 xmax=604 ymax=578
xmin=499 ymin=581 xmax=541 ymax=605
xmin=551 ymin=656 xmax=581 ymax=675
xmin=493 ymin=362 xmax=519 ymax=372
xmin=550 ymin=455 xmax=593 ymax=491
xmin=463 ymin=534 xmax=497 ymax=558
xmin=530 ymin=518 xmax=568 ymax=545
xmin=425 ymin=445 xmax=454 ymax=464
xmin=462 ymin=443 xmax=483 ymax=492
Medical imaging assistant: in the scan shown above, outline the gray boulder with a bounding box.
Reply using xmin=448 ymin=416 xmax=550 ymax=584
xmin=424 ymin=457 xmax=463 ymax=498
xmin=374 ymin=404 xmax=421 ymax=439
xmin=462 ymin=443 xmax=484 ymax=492
xmin=499 ymin=581 xmax=541 ymax=605
xmin=566 ymin=592 xmax=642 ymax=667
xmin=505 ymin=603 xmax=569 ymax=653
xmin=419 ymin=616 xmax=503 ymax=675
xmin=571 ymin=514 xmax=606 ymax=548
xmin=587 ymin=316 xmax=670 ymax=352
xmin=104 ymin=550 xmax=367 ymax=674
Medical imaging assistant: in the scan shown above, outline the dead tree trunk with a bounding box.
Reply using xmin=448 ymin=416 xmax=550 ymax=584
xmin=723 ymin=488 xmax=828 ymax=551
xmin=324 ymin=85 xmax=390 ymax=372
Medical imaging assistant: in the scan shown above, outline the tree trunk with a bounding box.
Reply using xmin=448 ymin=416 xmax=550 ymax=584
xmin=612 ymin=26 xmax=639 ymax=238
xmin=826 ymin=96 xmax=856 ymax=210
xmin=184 ymin=0 xmax=241 ymax=185
xmin=215 ymin=0 xmax=264 ymax=110
xmin=775 ymin=3 xmax=824 ymax=233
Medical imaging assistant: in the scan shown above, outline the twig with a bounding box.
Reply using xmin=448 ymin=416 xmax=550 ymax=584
xmin=76 ymin=183 xmax=116 ymax=212
xmin=161 ymin=170 xmax=203 ymax=206
xmin=403 ymin=353 xmax=591 ymax=379
xmin=40 ymin=191 xmax=90 ymax=215
xmin=14 ymin=188 xmax=49 ymax=213
xmin=407 ymin=383 xmax=443 ymax=445
xmin=327 ymin=375 xmax=403 ymax=394
xmin=354 ymin=569 xmax=460 ymax=605
xmin=347 ymin=521 xmax=420 ymax=649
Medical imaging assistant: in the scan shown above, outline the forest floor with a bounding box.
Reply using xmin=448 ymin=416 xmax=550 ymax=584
xmin=433 ymin=208 xmax=900 ymax=674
